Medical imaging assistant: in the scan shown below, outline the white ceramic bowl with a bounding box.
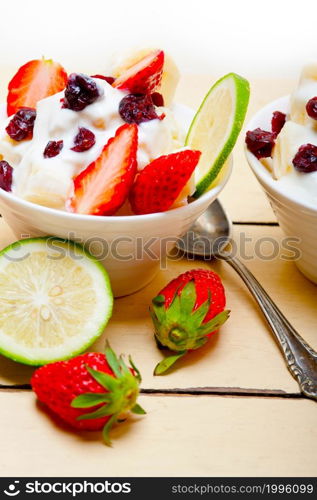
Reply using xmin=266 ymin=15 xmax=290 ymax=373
xmin=245 ymin=96 xmax=317 ymax=284
xmin=0 ymin=167 xmax=231 ymax=297
xmin=0 ymin=136 xmax=232 ymax=296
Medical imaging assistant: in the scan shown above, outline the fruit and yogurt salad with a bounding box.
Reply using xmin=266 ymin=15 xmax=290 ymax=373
xmin=0 ymin=49 xmax=249 ymax=216
xmin=0 ymin=50 xmax=195 ymax=215
xmin=0 ymin=51 xmax=250 ymax=444
xmin=246 ymin=63 xmax=317 ymax=206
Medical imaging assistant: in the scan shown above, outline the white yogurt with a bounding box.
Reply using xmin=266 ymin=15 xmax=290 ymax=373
xmin=0 ymin=78 xmax=186 ymax=210
xmin=270 ymin=63 xmax=317 ymax=207
xmin=276 ymin=168 xmax=317 ymax=206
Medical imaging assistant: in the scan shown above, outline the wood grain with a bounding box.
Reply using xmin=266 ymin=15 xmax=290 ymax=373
xmin=0 ymin=219 xmax=315 ymax=394
xmin=1 ymin=391 xmax=316 ymax=477
xmin=0 ymin=75 xmax=316 ymax=477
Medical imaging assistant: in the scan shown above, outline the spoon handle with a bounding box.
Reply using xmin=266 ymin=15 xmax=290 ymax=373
xmin=221 ymin=254 xmax=317 ymax=400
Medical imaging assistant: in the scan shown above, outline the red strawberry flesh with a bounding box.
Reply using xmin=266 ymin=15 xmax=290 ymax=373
xmin=113 ymin=50 xmax=164 ymax=94
xmin=160 ymin=269 xmax=226 ymax=324
xmin=31 ymin=352 xmax=114 ymax=431
xmin=7 ymin=59 xmax=68 ymax=116
xmin=70 ymin=123 xmax=138 ymax=215
xmin=129 ymin=149 xmax=201 ymax=215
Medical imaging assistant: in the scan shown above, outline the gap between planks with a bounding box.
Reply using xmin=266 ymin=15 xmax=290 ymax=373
xmin=0 ymin=217 xmax=292 ymax=402
xmin=232 ymin=221 xmax=279 ymax=226
xmin=1 ymin=214 xmax=278 ymax=226
xmin=0 ymin=384 xmax=304 ymax=399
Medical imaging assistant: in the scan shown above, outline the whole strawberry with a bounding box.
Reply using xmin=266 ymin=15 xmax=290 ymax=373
xmin=31 ymin=343 xmax=145 ymax=445
xmin=150 ymin=269 xmax=229 ymax=374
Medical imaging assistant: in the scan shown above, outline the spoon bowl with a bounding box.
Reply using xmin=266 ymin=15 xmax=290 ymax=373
xmin=177 ymin=199 xmax=232 ymax=258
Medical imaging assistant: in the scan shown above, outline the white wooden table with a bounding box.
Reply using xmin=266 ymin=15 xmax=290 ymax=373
xmin=0 ymin=76 xmax=316 ymax=477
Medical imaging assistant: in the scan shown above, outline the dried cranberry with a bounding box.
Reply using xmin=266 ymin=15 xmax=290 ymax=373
xmin=245 ymin=128 xmax=275 ymax=159
xmin=71 ymin=128 xmax=96 ymax=152
xmin=119 ymin=94 xmax=160 ymax=124
xmin=63 ymin=73 xmax=102 ymax=111
xmin=292 ymin=144 xmax=317 ymax=173
xmin=6 ymin=107 xmax=36 ymax=141
xmin=271 ymin=111 xmax=286 ymax=136
xmin=0 ymin=160 xmax=13 ymax=191
xmin=151 ymin=92 xmax=164 ymax=107
xmin=43 ymin=140 xmax=64 ymax=158
xmin=306 ymin=97 xmax=317 ymax=120
xmin=91 ymin=74 xmax=115 ymax=85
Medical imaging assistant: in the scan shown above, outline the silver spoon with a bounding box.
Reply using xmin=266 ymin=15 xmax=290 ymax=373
xmin=177 ymin=199 xmax=317 ymax=401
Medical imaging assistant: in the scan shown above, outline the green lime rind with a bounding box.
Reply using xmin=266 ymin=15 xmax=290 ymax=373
xmin=0 ymin=237 xmax=113 ymax=366
xmin=185 ymin=72 xmax=250 ymax=198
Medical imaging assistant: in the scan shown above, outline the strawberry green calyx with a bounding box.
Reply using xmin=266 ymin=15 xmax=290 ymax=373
xmin=151 ymin=281 xmax=229 ymax=351
xmin=71 ymin=342 xmax=145 ymax=445
xmin=154 ymin=351 xmax=187 ymax=376
xmin=151 ymin=281 xmax=230 ymax=375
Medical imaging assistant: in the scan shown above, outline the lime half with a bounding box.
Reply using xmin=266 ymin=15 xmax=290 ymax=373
xmin=0 ymin=238 xmax=113 ymax=365
xmin=186 ymin=73 xmax=250 ymax=197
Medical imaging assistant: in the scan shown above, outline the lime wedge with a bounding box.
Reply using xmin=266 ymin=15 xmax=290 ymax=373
xmin=185 ymin=73 xmax=250 ymax=197
xmin=0 ymin=238 xmax=113 ymax=365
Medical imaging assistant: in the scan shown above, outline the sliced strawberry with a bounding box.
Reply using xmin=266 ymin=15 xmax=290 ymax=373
xmin=113 ymin=50 xmax=164 ymax=94
xmin=7 ymin=58 xmax=68 ymax=116
xmin=129 ymin=149 xmax=201 ymax=215
xmin=70 ymin=124 xmax=138 ymax=216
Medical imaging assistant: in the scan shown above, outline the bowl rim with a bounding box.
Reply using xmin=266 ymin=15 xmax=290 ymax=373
xmin=0 ymin=156 xmax=233 ymax=224
xmin=245 ymin=95 xmax=317 ymax=214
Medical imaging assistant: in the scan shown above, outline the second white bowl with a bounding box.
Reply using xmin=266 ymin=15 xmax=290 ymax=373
xmin=245 ymin=96 xmax=317 ymax=284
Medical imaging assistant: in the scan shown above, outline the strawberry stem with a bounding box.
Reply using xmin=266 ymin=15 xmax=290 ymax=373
xmin=131 ymin=404 xmax=146 ymax=415
xmin=102 ymin=413 xmax=119 ymax=446
xmin=154 ymin=351 xmax=187 ymax=375
xmin=169 ymin=327 xmax=187 ymax=343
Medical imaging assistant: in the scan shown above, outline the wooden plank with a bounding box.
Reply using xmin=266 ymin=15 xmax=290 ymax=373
xmin=0 ymin=391 xmax=316 ymax=477
xmin=0 ymin=219 xmax=315 ymax=394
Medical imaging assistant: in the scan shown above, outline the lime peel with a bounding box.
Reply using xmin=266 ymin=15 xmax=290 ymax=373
xmin=185 ymin=72 xmax=250 ymax=198
xmin=0 ymin=237 xmax=113 ymax=366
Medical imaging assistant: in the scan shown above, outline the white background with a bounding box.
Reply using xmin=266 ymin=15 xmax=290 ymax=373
xmin=0 ymin=0 xmax=316 ymax=78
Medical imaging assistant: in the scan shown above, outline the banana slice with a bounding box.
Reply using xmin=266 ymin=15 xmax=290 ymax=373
xmin=290 ymin=63 xmax=317 ymax=126
xmin=15 ymin=157 xmax=73 ymax=209
xmin=160 ymin=52 xmax=180 ymax=106
xmin=110 ymin=48 xmax=152 ymax=78
xmin=272 ymin=120 xmax=317 ymax=179
xmin=109 ymin=47 xmax=180 ymax=106
xmin=20 ymin=177 xmax=72 ymax=209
